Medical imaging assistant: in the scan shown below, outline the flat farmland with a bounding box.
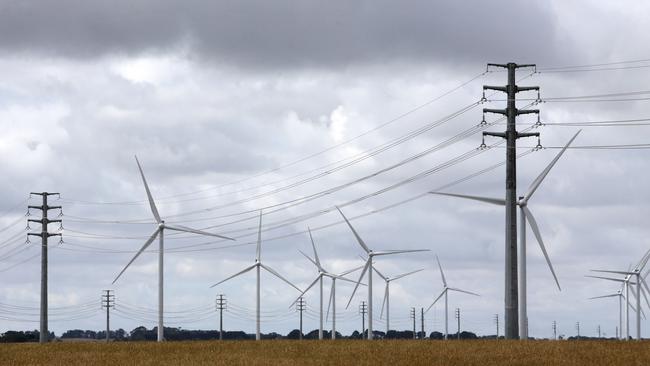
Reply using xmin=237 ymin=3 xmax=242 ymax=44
xmin=1 ymin=340 xmax=649 ymax=366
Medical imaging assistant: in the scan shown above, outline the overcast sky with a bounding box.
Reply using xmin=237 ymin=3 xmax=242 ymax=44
xmin=1 ymin=0 xmax=649 ymax=339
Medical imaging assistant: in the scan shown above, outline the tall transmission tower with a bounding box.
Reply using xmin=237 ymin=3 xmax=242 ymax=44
xmin=494 ymin=314 xmax=500 ymax=339
xmin=216 ymin=294 xmax=227 ymax=340
xmin=455 ymin=308 xmax=461 ymax=340
xmin=575 ymin=322 xmax=580 ymax=339
xmin=101 ymin=290 xmax=115 ymax=342
xmin=359 ymin=301 xmax=367 ymax=340
xmin=482 ymin=62 xmax=540 ymax=339
xmin=297 ymin=297 xmax=306 ymax=340
xmin=27 ymin=192 xmax=62 ymax=344
xmin=597 ymin=325 xmax=601 ymax=338
xmin=552 ymin=320 xmax=557 ymax=340
xmin=420 ymin=307 xmax=425 ymax=340
xmin=410 ymin=308 xmax=416 ymax=340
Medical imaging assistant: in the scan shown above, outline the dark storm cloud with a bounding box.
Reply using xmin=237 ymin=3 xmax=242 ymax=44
xmin=0 ymin=0 xmax=571 ymax=68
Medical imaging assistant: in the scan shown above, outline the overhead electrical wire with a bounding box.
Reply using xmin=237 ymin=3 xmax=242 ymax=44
xmin=60 ymin=71 xmax=490 ymax=207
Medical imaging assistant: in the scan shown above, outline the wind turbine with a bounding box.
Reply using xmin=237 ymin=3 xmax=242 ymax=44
xmin=374 ymin=266 xmax=424 ymax=336
xmin=337 ymin=206 xmax=430 ymax=340
xmin=289 ymin=228 xmax=361 ymax=340
xmin=112 ymin=156 xmax=235 ymax=342
xmin=425 ymin=255 xmax=479 ymax=340
xmin=588 ymin=249 xmax=650 ymax=340
xmin=588 ymin=290 xmax=625 ymax=340
xmin=210 ymin=211 xmax=301 ymax=341
xmin=429 ymin=130 xmax=580 ymax=339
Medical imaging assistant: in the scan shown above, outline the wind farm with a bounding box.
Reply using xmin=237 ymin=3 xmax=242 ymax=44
xmin=2 ymin=1 xmax=650 ymax=365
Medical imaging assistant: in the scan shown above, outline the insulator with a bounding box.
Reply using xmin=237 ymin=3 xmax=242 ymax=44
xmin=479 ymin=114 xmax=487 ymax=127
xmin=535 ymin=136 xmax=543 ymax=151
xmin=480 ymin=91 xmax=487 ymax=103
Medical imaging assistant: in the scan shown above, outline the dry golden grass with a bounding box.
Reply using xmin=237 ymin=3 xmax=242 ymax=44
xmin=1 ymin=340 xmax=649 ymax=366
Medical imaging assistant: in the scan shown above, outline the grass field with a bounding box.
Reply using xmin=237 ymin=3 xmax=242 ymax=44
xmin=1 ymin=340 xmax=649 ymax=365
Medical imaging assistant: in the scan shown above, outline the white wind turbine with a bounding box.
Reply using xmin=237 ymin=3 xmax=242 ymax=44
xmin=374 ymin=266 xmax=424 ymax=335
xmin=587 ymin=249 xmax=650 ymax=340
xmin=430 ymin=130 xmax=580 ymax=339
xmin=112 ymin=156 xmax=235 ymax=342
xmin=210 ymin=211 xmax=302 ymax=341
xmin=588 ymin=290 xmax=625 ymax=340
xmin=324 ymin=265 xmax=365 ymax=339
xmin=289 ymin=228 xmax=362 ymax=340
xmin=425 ymin=255 xmax=479 ymax=340
xmin=337 ymin=206 xmax=430 ymax=340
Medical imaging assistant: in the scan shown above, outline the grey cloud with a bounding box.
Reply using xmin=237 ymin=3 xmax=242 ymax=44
xmin=0 ymin=0 xmax=572 ymax=68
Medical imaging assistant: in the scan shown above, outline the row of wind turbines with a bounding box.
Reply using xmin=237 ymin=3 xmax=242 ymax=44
xmin=110 ymin=129 xmax=643 ymax=341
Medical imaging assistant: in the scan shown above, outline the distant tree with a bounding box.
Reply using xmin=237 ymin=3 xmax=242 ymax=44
xmin=429 ymin=331 xmax=443 ymax=340
xmin=286 ymin=329 xmax=302 ymax=339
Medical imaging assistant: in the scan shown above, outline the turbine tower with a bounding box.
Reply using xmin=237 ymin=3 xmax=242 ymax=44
xmin=290 ymin=228 xmax=361 ymax=340
xmin=210 ymin=211 xmax=301 ymax=341
xmin=374 ymin=267 xmax=424 ymax=335
xmin=337 ymin=206 xmax=429 ymax=340
xmin=325 ymin=265 xmax=365 ymax=339
xmin=112 ymin=156 xmax=234 ymax=342
xmin=429 ymin=130 xmax=580 ymax=339
xmin=425 ymin=255 xmax=479 ymax=340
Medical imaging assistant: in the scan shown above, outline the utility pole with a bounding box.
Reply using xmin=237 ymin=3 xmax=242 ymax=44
xmin=216 ymin=294 xmax=226 ymax=340
xmin=552 ymin=321 xmax=557 ymax=340
xmin=494 ymin=314 xmax=499 ymax=339
xmin=483 ymin=62 xmax=540 ymax=340
xmin=27 ymin=192 xmax=62 ymax=344
xmin=455 ymin=308 xmax=461 ymax=340
xmin=410 ymin=308 xmax=416 ymax=340
xmin=101 ymin=290 xmax=114 ymax=342
xmin=616 ymin=326 xmax=619 ymax=340
xmin=575 ymin=322 xmax=580 ymax=339
xmin=420 ymin=307 xmax=425 ymax=340
xmin=297 ymin=297 xmax=306 ymax=340
xmin=597 ymin=325 xmax=601 ymax=339
xmin=359 ymin=301 xmax=367 ymax=339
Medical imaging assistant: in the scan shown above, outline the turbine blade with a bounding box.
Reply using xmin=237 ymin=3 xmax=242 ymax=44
xmin=289 ymin=276 xmax=320 ymax=308
xmin=435 ymin=255 xmax=447 ymax=287
xmin=373 ymin=249 xmax=430 ymax=256
xmin=134 ymin=156 xmax=161 ymax=223
xmin=209 ymin=263 xmax=257 ymax=288
xmin=380 ymin=283 xmax=388 ymax=319
xmin=425 ymin=288 xmax=446 ymax=314
xmin=164 ymin=224 xmax=235 ymax=240
xmin=585 ymin=275 xmax=628 ymax=284
xmin=326 ymin=279 xmax=335 ymax=322
xmin=590 ymin=269 xmax=636 ymax=276
xmin=339 ymin=265 xmax=365 ymax=277
xmin=636 ymin=248 xmax=650 ymax=272
xmin=260 ymin=263 xmax=302 ymax=292
xmin=299 ymin=250 xmax=322 ymax=271
xmin=588 ymin=294 xmax=620 ymax=300
xmin=639 ymin=279 xmax=650 ymax=310
xmin=112 ymin=229 xmax=160 ymax=284
xmin=336 ymin=206 xmax=371 ymax=254
xmin=429 ymin=192 xmax=505 ymax=206
xmin=332 ymin=274 xmax=366 ymax=286
xmin=392 ymin=268 xmax=425 ymax=281
xmin=255 ymin=210 xmax=262 ymax=262
xmin=373 ymin=266 xmax=388 ymax=281
xmin=307 ymin=227 xmax=322 ymax=268
xmin=448 ymin=287 xmax=480 ymax=297
xmin=522 ymin=206 xmax=561 ymax=291
xmin=345 ymin=259 xmax=370 ymax=309
xmin=522 ymin=130 xmax=581 ymax=203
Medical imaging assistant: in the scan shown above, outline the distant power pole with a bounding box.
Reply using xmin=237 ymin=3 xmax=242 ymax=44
xmin=455 ymin=308 xmax=461 ymax=340
xmin=552 ymin=321 xmax=557 ymax=340
xmin=359 ymin=301 xmax=368 ymax=339
xmin=297 ymin=297 xmax=306 ymax=340
xmin=420 ymin=307 xmax=425 ymax=340
xmin=494 ymin=314 xmax=500 ymax=339
xmin=410 ymin=308 xmax=416 ymax=339
xmin=616 ymin=326 xmax=619 ymax=340
xmin=597 ymin=325 xmax=601 ymax=339
xmin=482 ymin=62 xmax=540 ymax=340
xmin=216 ymin=294 xmax=227 ymax=340
xmin=27 ymin=192 xmax=62 ymax=344
xmin=575 ymin=322 xmax=580 ymax=339
xmin=101 ymin=290 xmax=115 ymax=342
